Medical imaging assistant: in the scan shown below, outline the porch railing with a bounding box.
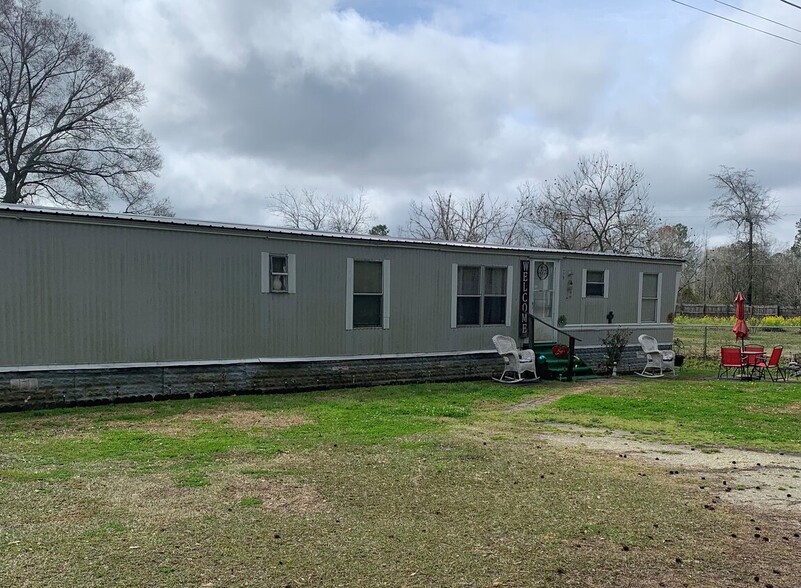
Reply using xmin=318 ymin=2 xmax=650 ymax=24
xmin=527 ymin=314 xmax=582 ymax=382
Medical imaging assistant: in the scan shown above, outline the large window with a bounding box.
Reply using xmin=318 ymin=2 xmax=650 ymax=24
xmin=346 ymin=258 xmax=390 ymax=330
xmin=639 ymin=273 xmax=661 ymax=323
xmin=455 ymin=265 xmax=509 ymax=326
xmin=483 ymin=267 xmax=507 ymax=325
xmin=353 ymin=261 xmax=383 ymax=327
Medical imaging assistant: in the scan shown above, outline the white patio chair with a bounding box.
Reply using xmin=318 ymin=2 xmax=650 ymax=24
xmin=491 ymin=335 xmax=539 ymax=383
xmin=637 ymin=334 xmax=676 ymax=378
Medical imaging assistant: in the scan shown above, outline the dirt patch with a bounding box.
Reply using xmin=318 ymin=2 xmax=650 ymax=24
xmin=14 ymin=408 xmax=311 ymax=440
xmin=756 ymin=401 xmax=801 ymax=415
xmin=538 ymin=424 xmax=801 ymax=515
xmin=105 ymin=409 xmax=311 ymax=436
xmin=506 ymin=394 xmax=568 ymax=412
xmin=174 ymin=408 xmax=310 ymax=430
xmin=81 ymin=463 xmax=328 ymax=523
xmin=86 ymin=473 xmax=206 ymax=524
xmin=505 ymin=379 xmax=629 ymax=412
xmin=220 ymin=472 xmax=329 ymax=516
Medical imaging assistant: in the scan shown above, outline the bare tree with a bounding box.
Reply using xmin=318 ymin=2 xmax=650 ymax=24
xmin=646 ymin=223 xmax=702 ymax=302
xmin=405 ymin=191 xmax=526 ymax=244
xmin=527 ymin=152 xmax=657 ymax=254
xmin=699 ymin=241 xmax=779 ymax=304
xmin=773 ymin=250 xmax=801 ymax=307
xmin=327 ymin=192 xmax=373 ymax=233
xmin=120 ymin=188 xmax=174 ymax=217
xmin=0 ymin=0 xmax=167 ymax=214
xmin=268 ymin=188 xmax=374 ymax=233
xmin=406 ymin=192 xmax=462 ymax=241
xmin=709 ymin=167 xmax=779 ymax=305
xmin=703 ymin=243 xmax=749 ymax=302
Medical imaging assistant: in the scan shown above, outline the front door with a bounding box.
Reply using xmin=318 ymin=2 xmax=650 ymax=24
xmin=531 ymin=260 xmax=558 ymax=342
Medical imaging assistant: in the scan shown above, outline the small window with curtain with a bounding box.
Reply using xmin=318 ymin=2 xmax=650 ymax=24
xmin=270 ymin=254 xmax=289 ymax=292
xmin=261 ymin=252 xmax=296 ymax=294
xmin=585 ymin=270 xmax=605 ymax=297
xmin=640 ymin=273 xmax=659 ymax=323
xmin=353 ymin=261 xmax=383 ymax=327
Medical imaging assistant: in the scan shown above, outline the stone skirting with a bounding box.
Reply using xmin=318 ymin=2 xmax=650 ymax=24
xmin=0 ymin=352 xmax=503 ymax=412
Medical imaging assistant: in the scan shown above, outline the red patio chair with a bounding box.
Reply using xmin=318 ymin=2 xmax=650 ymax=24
xmin=753 ymin=346 xmax=787 ymax=382
xmin=718 ymin=347 xmax=745 ymax=379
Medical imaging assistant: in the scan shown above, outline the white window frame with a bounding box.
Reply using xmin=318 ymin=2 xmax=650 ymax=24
xmin=261 ymin=252 xmax=296 ymax=294
xmin=582 ymin=268 xmax=609 ymax=299
xmin=637 ymin=271 xmax=662 ymax=323
xmin=346 ymin=258 xmax=390 ymax=330
xmin=450 ymin=264 xmax=513 ymax=328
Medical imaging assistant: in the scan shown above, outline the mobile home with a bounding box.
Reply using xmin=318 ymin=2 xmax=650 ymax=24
xmin=0 ymin=205 xmax=682 ymax=409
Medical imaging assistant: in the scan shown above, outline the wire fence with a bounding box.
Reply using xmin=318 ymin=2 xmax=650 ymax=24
xmin=673 ymin=324 xmax=801 ymax=361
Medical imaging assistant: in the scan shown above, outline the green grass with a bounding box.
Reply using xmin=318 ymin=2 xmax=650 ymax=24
xmin=2 ymin=378 xmax=801 ymax=586
xmin=674 ymin=323 xmax=801 ymax=360
xmin=523 ymin=377 xmax=801 ymax=451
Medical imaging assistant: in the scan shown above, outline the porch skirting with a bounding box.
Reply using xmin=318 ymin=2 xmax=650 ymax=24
xmin=0 ymin=352 xmax=501 ymax=412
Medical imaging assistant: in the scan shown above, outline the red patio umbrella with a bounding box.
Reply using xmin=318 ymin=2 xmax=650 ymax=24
xmin=732 ymin=291 xmax=749 ymax=346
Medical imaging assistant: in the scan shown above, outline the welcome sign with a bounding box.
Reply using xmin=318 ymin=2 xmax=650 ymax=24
xmin=519 ymin=259 xmax=530 ymax=339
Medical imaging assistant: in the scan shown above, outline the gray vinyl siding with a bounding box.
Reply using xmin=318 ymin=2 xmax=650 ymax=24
xmin=1 ymin=214 xmax=521 ymax=366
xmin=2 ymin=219 xmax=263 ymax=366
xmin=0 ymin=209 xmax=682 ymax=368
xmin=271 ymin=242 xmax=521 ymax=357
xmin=556 ymin=259 xmax=678 ymax=327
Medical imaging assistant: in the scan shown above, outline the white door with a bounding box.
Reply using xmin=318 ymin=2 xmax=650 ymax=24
xmin=531 ymin=261 xmax=557 ymax=342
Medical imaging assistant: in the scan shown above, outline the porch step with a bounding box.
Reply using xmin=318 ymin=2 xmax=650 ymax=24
xmin=530 ymin=343 xmax=598 ymax=381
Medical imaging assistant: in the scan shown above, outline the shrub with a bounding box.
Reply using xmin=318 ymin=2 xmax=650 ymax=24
xmin=599 ymin=328 xmax=632 ymax=375
xmin=674 ymin=314 xmax=801 ymax=327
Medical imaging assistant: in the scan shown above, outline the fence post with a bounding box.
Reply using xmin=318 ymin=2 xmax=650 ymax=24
xmin=703 ymin=326 xmax=708 ymax=361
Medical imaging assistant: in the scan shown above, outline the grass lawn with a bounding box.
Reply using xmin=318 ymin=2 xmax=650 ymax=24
xmin=522 ymin=373 xmax=801 ymax=452
xmin=2 ymin=377 xmax=801 ymax=587
xmin=673 ymin=324 xmax=801 ymax=361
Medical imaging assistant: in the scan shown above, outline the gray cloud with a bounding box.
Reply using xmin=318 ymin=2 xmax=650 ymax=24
xmin=39 ymin=0 xmax=801 ymax=246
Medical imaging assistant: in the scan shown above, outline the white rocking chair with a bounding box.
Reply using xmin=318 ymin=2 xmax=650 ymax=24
xmin=491 ymin=335 xmax=539 ymax=383
xmin=637 ymin=334 xmax=676 ymax=378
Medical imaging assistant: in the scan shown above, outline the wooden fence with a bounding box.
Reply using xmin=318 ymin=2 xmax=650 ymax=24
xmin=677 ymin=304 xmax=801 ymax=318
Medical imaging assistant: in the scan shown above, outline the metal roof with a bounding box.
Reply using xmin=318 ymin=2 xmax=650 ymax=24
xmin=0 ymin=203 xmax=684 ymax=263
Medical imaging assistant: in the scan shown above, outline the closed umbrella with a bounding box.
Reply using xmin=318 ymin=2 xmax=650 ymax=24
xmin=732 ymin=291 xmax=749 ymax=347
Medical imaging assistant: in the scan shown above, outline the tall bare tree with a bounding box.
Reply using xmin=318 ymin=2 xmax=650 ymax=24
xmin=0 ymin=0 xmax=167 ymax=214
xmin=709 ymin=167 xmax=779 ymax=305
xmin=405 ymin=191 xmax=526 ymax=244
xmin=268 ymin=188 xmax=374 ymax=233
xmin=646 ymin=223 xmax=702 ymax=302
xmin=528 ymin=152 xmax=657 ymax=254
xmin=773 ymin=250 xmax=801 ymax=307
xmin=327 ymin=192 xmax=374 ymax=233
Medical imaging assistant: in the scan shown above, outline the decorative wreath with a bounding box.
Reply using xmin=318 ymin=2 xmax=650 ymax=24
xmin=551 ymin=344 xmax=570 ymax=359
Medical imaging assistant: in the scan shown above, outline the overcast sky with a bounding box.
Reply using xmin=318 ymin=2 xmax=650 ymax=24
xmin=44 ymin=0 xmax=801 ymax=249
